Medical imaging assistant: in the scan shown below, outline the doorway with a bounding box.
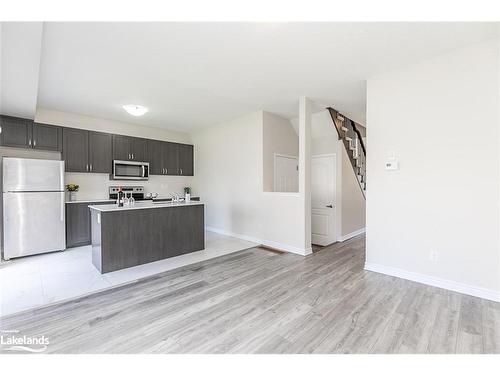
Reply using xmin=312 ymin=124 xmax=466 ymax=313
xmin=311 ymin=154 xmax=337 ymax=246
xmin=274 ymin=154 xmax=299 ymax=192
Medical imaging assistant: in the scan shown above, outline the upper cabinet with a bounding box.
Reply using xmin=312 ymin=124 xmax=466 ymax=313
xmin=63 ymin=128 xmax=89 ymax=172
xmin=88 ymin=131 xmax=112 ymax=173
xmin=63 ymin=129 xmax=112 ymax=173
xmin=178 ymin=144 xmax=194 ymax=176
xmin=0 ymin=115 xmax=62 ymax=152
xmin=112 ymin=135 xmax=148 ymax=162
xmin=1 ymin=115 xmax=193 ymax=176
xmin=147 ymin=140 xmax=193 ymax=176
xmin=32 ymin=122 xmax=63 ymax=151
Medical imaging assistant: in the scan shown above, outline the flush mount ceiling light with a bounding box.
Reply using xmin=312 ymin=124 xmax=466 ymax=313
xmin=122 ymin=104 xmax=148 ymax=117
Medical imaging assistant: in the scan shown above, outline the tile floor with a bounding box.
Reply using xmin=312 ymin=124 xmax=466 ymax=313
xmin=0 ymin=231 xmax=258 ymax=317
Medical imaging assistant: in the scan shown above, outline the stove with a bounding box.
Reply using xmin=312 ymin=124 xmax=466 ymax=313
xmin=109 ymin=186 xmax=145 ymax=201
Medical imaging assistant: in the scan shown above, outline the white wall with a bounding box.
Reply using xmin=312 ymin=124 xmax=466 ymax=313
xmin=366 ymin=41 xmax=500 ymax=300
xmin=36 ymin=108 xmax=190 ymax=143
xmin=262 ymin=112 xmax=298 ymax=192
xmin=34 ymin=108 xmax=194 ymax=200
xmin=191 ymin=110 xmax=311 ymax=255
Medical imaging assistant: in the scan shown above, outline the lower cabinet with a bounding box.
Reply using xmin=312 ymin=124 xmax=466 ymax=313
xmin=66 ymin=201 xmax=113 ymax=248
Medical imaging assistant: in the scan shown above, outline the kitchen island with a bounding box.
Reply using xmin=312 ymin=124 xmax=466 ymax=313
xmin=89 ymin=201 xmax=205 ymax=273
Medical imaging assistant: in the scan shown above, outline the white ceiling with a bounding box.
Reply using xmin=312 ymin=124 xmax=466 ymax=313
xmin=4 ymin=22 xmax=498 ymax=130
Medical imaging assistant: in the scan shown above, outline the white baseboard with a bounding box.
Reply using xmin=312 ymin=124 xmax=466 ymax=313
xmin=206 ymin=226 xmax=312 ymax=256
xmin=364 ymin=262 xmax=500 ymax=302
xmin=339 ymin=227 xmax=365 ymax=242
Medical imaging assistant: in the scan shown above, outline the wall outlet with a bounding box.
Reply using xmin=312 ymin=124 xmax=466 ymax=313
xmin=429 ymin=250 xmax=439 ymax=262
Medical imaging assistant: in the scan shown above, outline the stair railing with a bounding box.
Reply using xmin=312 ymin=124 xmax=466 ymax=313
xmin=327 ymin=107 xmax=366 ymax=197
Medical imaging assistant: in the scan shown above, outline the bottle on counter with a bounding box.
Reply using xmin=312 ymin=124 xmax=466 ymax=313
xmin=117 ymin=186 xmax=124 ymax=207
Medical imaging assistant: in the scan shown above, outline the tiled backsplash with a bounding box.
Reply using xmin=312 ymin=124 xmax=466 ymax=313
xmin=64 ymin=172 xmax=195 ymax=201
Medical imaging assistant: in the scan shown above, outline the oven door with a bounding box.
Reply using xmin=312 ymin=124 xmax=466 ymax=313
xmin=113 ymin=160 xmax=149 ymax=180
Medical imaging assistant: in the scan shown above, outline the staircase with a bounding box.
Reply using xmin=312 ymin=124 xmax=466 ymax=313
xmin=327 ymin=107 xmax=366 ymax=198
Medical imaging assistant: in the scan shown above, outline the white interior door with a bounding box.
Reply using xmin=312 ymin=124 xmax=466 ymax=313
xmin=311 ymin=154 xmax=337 ymax=246
xmin=274 ymin=154 xmax=299 ymax=192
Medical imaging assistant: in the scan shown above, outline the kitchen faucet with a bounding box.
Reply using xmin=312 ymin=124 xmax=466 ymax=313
xmin=170 ymin=192 xmax=181 ymax=202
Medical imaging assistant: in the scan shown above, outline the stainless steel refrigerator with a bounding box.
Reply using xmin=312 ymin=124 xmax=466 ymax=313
xmin=2 ymin=157 xmax=66 ymax=260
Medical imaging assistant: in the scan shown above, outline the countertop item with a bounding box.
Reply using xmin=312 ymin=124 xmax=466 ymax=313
xmin=88 ymin=200 xmax=204 ymax=212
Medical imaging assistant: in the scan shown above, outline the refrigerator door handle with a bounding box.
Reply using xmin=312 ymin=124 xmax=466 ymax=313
xmin=60 ymin=193 xmax=65 ymax=222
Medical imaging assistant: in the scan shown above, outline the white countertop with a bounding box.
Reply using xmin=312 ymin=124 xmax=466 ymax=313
xmin=66 ymin=199 xmax=115 ymax=204
xmin=88 ymin=201 xmax=204 ymax=212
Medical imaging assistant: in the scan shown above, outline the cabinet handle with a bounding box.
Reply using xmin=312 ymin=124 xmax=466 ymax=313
xmin=128 ymin=153 xmax=131 ymax=160
xmin=0 ymin=125 xmax=2 ymax=134
xmin=86 ymin=164 xmax=89 ymax=172
xmin=165 ymin=168 xmax=168 ymax=174
xmin=29 ymin=139 xmax=32 ymax=147
xmin=90 ymin=164 xmax=92 ymax=171
xmin=180 ymin=168 xmax=183 ymax=175
xmin=132 ymin=153 xmax=134 ymax=160
xmin=33 ymin=139 xmax=36 ymax=147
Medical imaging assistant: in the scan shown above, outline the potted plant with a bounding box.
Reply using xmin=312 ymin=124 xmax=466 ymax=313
xmin=66 ymin=184 xmax=79 ymax=202
xmin=184 ymin=186 xmax=191 ymax=203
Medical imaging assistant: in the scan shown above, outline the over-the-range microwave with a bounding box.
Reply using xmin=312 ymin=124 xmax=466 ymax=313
xmin=112 ymin=160 xmax=149 ymax=180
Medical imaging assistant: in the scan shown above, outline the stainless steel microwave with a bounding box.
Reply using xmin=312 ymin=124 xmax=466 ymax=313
xmin=112 ymin=160 xmax=149 ymax=180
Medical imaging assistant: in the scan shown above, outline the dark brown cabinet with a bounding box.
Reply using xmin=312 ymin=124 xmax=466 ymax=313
xmin=165 ymin=142 xmax=180 ymax=175
xmin=66 ymin=202 xmax=92 ymax=247
xmin=63 ymin=129 xmax=112 ymax=173
xmin=89 ymin=132 xmax=112 ymax=173
xmin=112 ymin=135 xmax=148 ymax=162
xmin=112 ymin=135 xmax=131 ymax=161
xmin=147 ymin=140 xmax=163 ymax=175
xmin=147 ymin=140 xmax=191 ymax=176
xmin=32 ymin=123 xmax=63 ymax=151
xmin=0 ymin=115 xmax=62 ymax=151
xmin=0 ymin=116 xmax=32 ymax=148
xmin=66 ymin=201 xmax=114 ymax=248
xmin=1 ymin=115 xmax=194 ymax=176
xmin=62 ymin=128 xmax=89 ymax=172
xmin=178 ymin=144 xmax=194 ymax=176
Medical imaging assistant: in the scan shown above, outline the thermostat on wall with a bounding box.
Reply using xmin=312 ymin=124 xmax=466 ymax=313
xmin=385 ymin=159 xmax=399 ymax=170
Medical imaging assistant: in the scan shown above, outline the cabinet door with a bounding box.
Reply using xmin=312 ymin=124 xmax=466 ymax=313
xmin=112 ymin=135 xmax=132 ymax=161
xmin=89 ymin=131 xmax=112 ymax=173
xmin=163 ymin=142 xmax=179 ymax=175
xmin=147 ymin=140 xmax=163 ymax=175
xmin=0 ymin=115 xmax=32 ymax=148
xmin=178 ymin=144 xmax=194 ymax=176
xmin=63 ymin=128 xmax=89 ymax=172
xmin=32 ymin=122 xmax=62 ymax=151
xmin=131 ymin=137 xmax=148 ymax=162
xmin=65 ymin=202 xmax=91 ymax=248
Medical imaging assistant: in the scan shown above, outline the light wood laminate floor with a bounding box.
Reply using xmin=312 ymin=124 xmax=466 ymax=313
xmin=1 ymin=235 xmax=499 ymax=354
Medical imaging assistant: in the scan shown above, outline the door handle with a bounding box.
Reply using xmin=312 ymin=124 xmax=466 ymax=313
xmin=60 ymin=193 xmax=65 ymax=222
xmin=326 ymin=204 xmax=333 ymax=208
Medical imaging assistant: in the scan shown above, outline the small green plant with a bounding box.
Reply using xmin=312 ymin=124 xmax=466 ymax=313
xmin=184 ymin=186 xmax=191 ymax=195
xmin=66 ymin=184 xmax=79 ymax=192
